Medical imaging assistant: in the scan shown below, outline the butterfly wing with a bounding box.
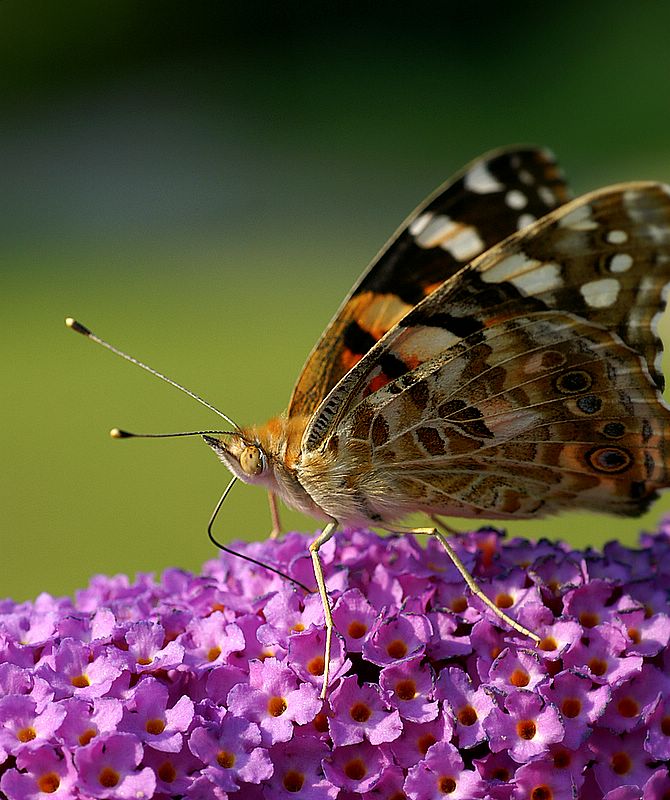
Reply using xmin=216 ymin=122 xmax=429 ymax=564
xmin=299 ymin=183 xmax=670 ymax=521
xmin=287 ymin=147 xmax=571 ymax=426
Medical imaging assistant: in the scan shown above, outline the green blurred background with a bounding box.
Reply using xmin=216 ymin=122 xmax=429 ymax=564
xmin=4 ymin=2 xmax=670 ymax=603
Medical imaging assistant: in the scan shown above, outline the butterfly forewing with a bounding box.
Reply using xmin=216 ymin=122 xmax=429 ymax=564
xmin=304 ymin=182 xmax=670 ymax=448
xmin=297 ymin=182 xmax=670 ymax=523
xmin=287 ymin=147 xmax=571 ymax=430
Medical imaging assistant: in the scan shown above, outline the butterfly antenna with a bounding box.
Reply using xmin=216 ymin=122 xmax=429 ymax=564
xmin=65 ymin=318 xmax=240 ymax=431
xmin=207 ymin=477 xmax=311 ymax=593
xmin=110 ymin=428 xmax=237 ymax=440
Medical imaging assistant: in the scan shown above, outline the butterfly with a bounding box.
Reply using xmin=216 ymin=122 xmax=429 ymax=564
xmin=68 ymin=147 xmax=670 ymax=697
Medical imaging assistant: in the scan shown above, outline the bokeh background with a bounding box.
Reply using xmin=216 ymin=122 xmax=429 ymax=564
xmin=4 ymin=2 xmax=670 ymax=602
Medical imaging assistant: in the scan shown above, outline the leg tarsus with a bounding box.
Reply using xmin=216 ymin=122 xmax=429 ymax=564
xmin=309 ymin=521 xmax=338 ymax=699
xmin=382 ymin=523 xmax=540 ymax=645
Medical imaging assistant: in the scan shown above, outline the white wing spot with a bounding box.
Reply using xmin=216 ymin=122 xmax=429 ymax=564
xmin=606 ymin=229 xmax=628 ymax=244
xmin=441 ymin=225 xmax=485 ymax=261
xmin=480 ymin=252 xmax=536 ymax=283
xmin=538 ymin=186 xmax=555 ymax=206
xmin=517 ymin=213 xmax=537 ymax=230
xmin=511 ymin=262 xmax=563 ymax=295
xmin=409 ymin=212 xmax=433 ymax=237
xmin=506 ymin=190 xmax=527 ymax=210
xmin=464 ymin=162 xmax=504 ymax=194
xmin=610 ymin=253 xmax=634 ymax=273
xmin=414 ymin=214 xmax=458 ymax=248
xmin=580 ymin=278 xmax=621 ymax=308
xmin=559 ymin=204 xmax=599 ymax=231
xmin=518 ymin=169 xmax=534 ymax=185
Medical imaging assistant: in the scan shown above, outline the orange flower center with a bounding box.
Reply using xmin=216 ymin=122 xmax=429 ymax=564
xmin=517 ymin=719 xmax=537 ymax=740
xmin=344 ymin=758 xmax=367 ymax=780
xmin=307 ymin=656 xmax=325 ymax=676
xmin=396 ymin=679 xmax=417 ymax=701
xmin=347 ymin=620 xmax=368 ymax=639
xmin=17 ymin=726 xmax=36 ymax=743
xmin=145 ymin=718 xmax=166 ymax=735
xmin=438 ymin=775 xmax=457 ymax=793
xmin=510 ymin=669 xmax=530 ymax=688
xmin=457 ymin=705 xmax=478 ymax=726
xmin=98 ymin=767 xmax=120 ymax=788
xmin=157 ymin=761 xmax=177 ymax=782
xmin=217 ymin=750 xmax=236 ymax=769
xmin=207 ymin=646 xmax=222 ymax=662
xmin=350 ymin=702 xmax=371 ymax=722
xmin=386 ymin=639 xmax=408 ymax=659
xmin=37 ymin=773 xmax=61 ymax=794
xmin=283 ymin=770 xmax=305 ymax=792
xmin=561 ymin=698 xmax=581 ymax=718
xmin=495 ymin=592 xmax=513 ymax=609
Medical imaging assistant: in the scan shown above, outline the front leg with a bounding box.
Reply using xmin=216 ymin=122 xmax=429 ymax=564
xmin=268 ymin=492 xmax=282 ymax=540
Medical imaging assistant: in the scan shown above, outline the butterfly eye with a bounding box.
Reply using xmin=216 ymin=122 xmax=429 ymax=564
xmin=240 ymin=445 xmax=264 ymax=476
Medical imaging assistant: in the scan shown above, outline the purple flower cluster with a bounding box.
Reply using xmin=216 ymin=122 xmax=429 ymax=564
xmin=3 ymin=523 xmax=670 ymax=799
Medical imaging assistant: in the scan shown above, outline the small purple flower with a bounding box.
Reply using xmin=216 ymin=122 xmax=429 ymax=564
xmin=226 ymin=657 xmax=321 ymax=745
xmin=328 ymin=675 xmax=402 ymax=746
xmin=287 ymin=626 xmax=351 ymax=691
xmin=141 ymin=743 xmax=204 ymax=796
xmin=644 ymin=695 xmax=670 ymax=759
xmin=0 ymin=695 xmax=66 ymax=760
xmin=485 ymin=689 xmax=564 ymax=762
xmin=332 ymin=588 xmax=379 ymax=653
xmin=589 ymin=728 xmax=656 ymax=795
xmin=35 ymin=639 xmax=125 ymax=700
xmin=188 ymin=715 xmax=273 ymax=791
xmin=54 ymin=696 xmax=123 ymax=748
xmin=512 ymin=759 xmax=576 ymax=800
xmin=73 ymin=731 xmax=156 ymax=799
xmin=379 ymin=656 xmax=438 ymax=724
xmin=436 ymin=666 xmax=494 ymax=749
xmin=486 ymin=647 xmax=548 ymax=693
xmin=389 ymin=715 xmax=452 ymax=768
xmin=264 ymin=736 xmax=338 ymax=800
xmin=182 ymin=611 xmax=245 ymax=670
xmin=598 ymin=664 xmax=664 ymax=733
xmin=124 ymin=619 xmax=185 ymax=673
xmin=0 ymin=744 xmax=76 ymax=799
xmin=119 ymin=675 xmax=194 ymax=752
xmin=322 ymin=740 xmax=391 ymax=794
xmin=563 ymin=624 xmax=644 ymax=687
xmin=404 ymin=741 xmax=485 ymax=800
xmin=540 ymin=669 xmax=610 ymax=749
xmin=363 ymin=612 xmax=432 ymax=667
xmin=617 ymin=607 xmax=670 ymax=657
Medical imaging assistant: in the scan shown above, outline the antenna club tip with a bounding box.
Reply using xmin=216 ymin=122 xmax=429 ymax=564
xmin=110 ymin=427 xmax=130 ymax=439
xmin=65 ymin=317 xmax=91 ymax=336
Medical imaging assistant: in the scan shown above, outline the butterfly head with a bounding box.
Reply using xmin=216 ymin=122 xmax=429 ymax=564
xmin=203 ymin=433 xmax=273 ymax=487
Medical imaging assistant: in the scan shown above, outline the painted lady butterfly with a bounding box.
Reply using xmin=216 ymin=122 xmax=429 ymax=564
xmin=68 ymin=147 xmax=670 ymax=696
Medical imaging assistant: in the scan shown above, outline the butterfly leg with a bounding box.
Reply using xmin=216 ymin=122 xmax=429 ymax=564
xmin=389 ymin=524 xmax=540 ymax=645
xmin=268 ymin=492 xmax=282 ymax=540
xmin=308 ymin=520 xmax=338 ymax=699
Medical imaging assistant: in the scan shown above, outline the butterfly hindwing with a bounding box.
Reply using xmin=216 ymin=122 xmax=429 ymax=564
xmin=303 ymin=312 xmax=670 ymax=521
xmin=287 ymin=147 xmax=571 ymax=426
